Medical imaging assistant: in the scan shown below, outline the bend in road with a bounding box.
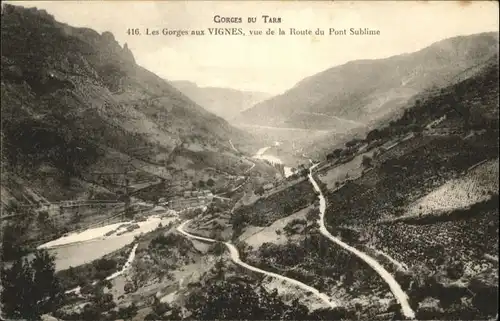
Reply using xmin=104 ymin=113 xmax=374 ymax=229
xmin=244 ymin=162 xmax=256 ymax=174
xmin=176 ymin=220 xmax=337 ymax=309
xmin=308 ymin=164 xmax=416 ymax=319
xmin=229 ymin=139 xmax=239 ymax=153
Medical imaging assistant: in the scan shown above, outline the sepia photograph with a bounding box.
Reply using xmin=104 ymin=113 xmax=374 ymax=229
xmin=0 ymin=1 xmax=498 ymax=320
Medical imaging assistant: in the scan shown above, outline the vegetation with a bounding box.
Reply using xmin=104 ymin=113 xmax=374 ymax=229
xmin=246 ymin=232 xmax=389 ymax=300
xmin=149 ymin=233 xmax=191 ymax=252
xmin=1 ymin=3 xmax=262 ymax=253
xmin=283 ymin=218 xmax=307 ymax=236
xmin=326 ymin=53 xmax=498 ymax=164
xmin=184 ymin=274 xmax=312 ymax=320
xmin=254 ymin=185 xmax=265 ymax=196
xmin=361 ymin=155 xmax=372 ymax=168
xmin=2 ymin=115 xmax=102 ymax=186
xmin=144 ymin=298 xmax=182 ymax=320
xmin=1 ymin=202 xmax=41 ymax=261
xmin=55 ymin=281 xmax=138 ymax=321
xmin=57 ymin=244 xmax=132 ymax=290
xmin=315 ymin=57 xmax=499 ymax=319
xmin=1 ymin=249 xmax=63 ymax=320
xmin=130 ymin=231 xmax=195 ymax=287
xmin=231 ymin=180 xmax=316 ymax=238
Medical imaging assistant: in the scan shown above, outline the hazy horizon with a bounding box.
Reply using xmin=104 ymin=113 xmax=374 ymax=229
xmin=5 ymin=1 xmax=499 ymax=94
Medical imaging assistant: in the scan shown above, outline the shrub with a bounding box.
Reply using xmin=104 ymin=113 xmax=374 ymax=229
xmin=93 ymin=258 xmax=117 ymax=272
xmin=306 ymin=208 xmax=319 ymax=221
xmin=37 ymin=211 xmax=49 ymax=222
xmin=283 ymin=219 xmax=307 ymax=236
xmin=150 ymin=234 xmax=184 ymax=248
xmin=362 ymin=155 xmax=373 ymax=168
xmin=255 ymin=186 xmax=265 ymax=196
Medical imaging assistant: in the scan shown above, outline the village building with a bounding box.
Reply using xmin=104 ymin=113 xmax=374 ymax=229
xmin=169 ymin=189 xmax=214 ymax=210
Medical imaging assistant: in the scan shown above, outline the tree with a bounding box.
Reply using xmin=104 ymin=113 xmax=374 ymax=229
xmin=116 ymin=303 xmax=139 ymax=320
xmin=308 ymin=306 xmax=353 ymax=320
xmin=255 ymin=186 xmax=265 ymax=196
xmin=124 ymin=195 xmax=133 ymax=219
xmin=283 ymin=298 xmax=309 ymax=320
xmin=332 ymin=148 xmax=342 ymax=158
xmin=283 ymin=203 xmax=293 ymax=215
xmin=362 ymin=155 xmax=373 ymax=168
xmin=185 ymin=279 xmax=260 ymax=320
xmin=145 ymin=298 xmax=182 ymax=320
xmin=366 ymin=128 xmax=381 ymax=141
xmin=2 ymin=224 xmax=27 ymax=261
xmin=345 ymin=139 xmax=360 ymax=148
xmin=306 ymin=208 xmax=318 ymax=222
xmin=230 ymin=211 xmax=247 ymax=239
xmin=37 ymin=210 xmax=49 ymax=223
xmin=184 ymin=275 xmax=310 ymax=320
xmin=207 ymin=178 xmax=215 ymax=187
xmin=68 ymin=282 xmax=117 ymax=320
xmin=446 ymin=261 xmax=464 ymax=280
xmin=1 ymin=249 xmax=63 ymax=320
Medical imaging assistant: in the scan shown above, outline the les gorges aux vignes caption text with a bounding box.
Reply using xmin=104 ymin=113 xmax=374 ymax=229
xmin=127 ymin=15 xmax=381 ymax=37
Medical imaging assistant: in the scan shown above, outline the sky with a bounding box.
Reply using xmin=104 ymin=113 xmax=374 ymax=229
xmin=7 ymin=1 xmax=499 ymax=94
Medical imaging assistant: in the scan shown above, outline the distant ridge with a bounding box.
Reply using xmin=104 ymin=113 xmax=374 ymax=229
xmin=236 ymin=31 xmax=499 ymax=131
xmin=171 ymin=80 xmax=271 ymax=121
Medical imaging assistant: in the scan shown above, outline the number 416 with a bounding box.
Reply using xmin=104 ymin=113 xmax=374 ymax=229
xmin=127 ymin=28 xmax=140 ymax=35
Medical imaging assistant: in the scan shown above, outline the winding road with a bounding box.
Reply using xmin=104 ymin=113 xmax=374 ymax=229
xmin=308 ymin=164 xmax=416 ymax=319
xmin=176 ymin=220 xmax=337 ymax=309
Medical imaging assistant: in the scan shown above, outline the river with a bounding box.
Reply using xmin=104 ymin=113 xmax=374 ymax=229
xmin=253 ymin=144 xmax=294 ymax=178
xmin=38 ymin=212 xmax=177 ymax=271
xmin=39 ymin=146 xmax=289 ymax=272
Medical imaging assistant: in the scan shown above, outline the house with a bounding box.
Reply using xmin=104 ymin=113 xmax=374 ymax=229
xmin=169 ymin=195 xmax=211 ymax=210
xmin=203 ymin=190 xmax=214 ymax=197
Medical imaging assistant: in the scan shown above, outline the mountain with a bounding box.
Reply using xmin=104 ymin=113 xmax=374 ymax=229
xmin=229 ymin=50 xmax=499 ymax=321
xmin=314 ymin=52 xmax=499 ymax=320
xmin=236 ymin=32 xmax=499 ymax=133
xmin=0 ymin=4 xmax=276 ymax=237
xmin=171 ymin=81 xmax=271 ymax=121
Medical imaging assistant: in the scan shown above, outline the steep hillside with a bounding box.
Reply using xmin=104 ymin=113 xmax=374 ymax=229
xmin=1 ymin=4 xmax=271 ymax=205
xmin=237 ymin=32 xmax=498 ymax=133
xmin=228 ymin=49 xmax=499 ymax=320
xmin=315 ymin=53 xmax=499 ymax=319
xmin=306 ymin=50 xmax=500 ymax=158
xmin=0 ymin=4 xmax=278 ymax=254
xmin=171 ymin=81 xmax=271 ymax=121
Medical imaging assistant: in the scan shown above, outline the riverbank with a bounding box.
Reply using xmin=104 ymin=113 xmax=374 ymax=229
xmin=37 ymin=212 xmax=177 ymax=271
xmin=59 ymin=243 xmax=136 ymax=292
xmin=253 ymin=145 xmax=295 ymax=178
